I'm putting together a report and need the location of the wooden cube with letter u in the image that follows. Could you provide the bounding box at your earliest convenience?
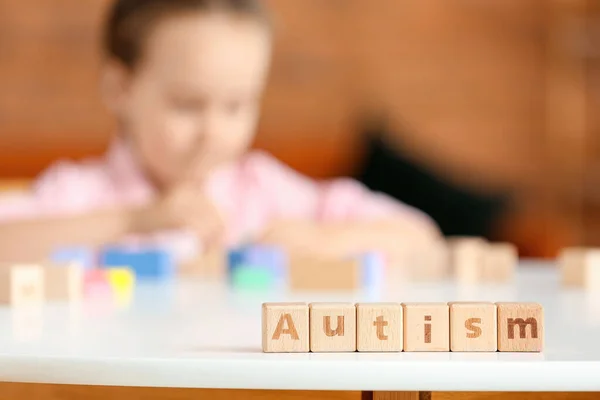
[309,303,356,352]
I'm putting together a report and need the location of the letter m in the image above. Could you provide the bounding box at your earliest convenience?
[507,318,538,339]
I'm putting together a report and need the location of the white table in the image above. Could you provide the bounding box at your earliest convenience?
[0,260,599,400]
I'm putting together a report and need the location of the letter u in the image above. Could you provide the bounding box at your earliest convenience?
[324,315,344,336]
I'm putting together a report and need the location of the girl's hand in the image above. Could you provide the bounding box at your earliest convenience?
[258,217,442,263]
[156,181,225,247]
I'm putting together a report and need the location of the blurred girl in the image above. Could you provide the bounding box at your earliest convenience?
[0,0,440,262]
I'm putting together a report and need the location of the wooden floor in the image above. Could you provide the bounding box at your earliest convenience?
[0,384,598,400]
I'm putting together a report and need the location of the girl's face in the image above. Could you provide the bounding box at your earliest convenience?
[104,12,271,187]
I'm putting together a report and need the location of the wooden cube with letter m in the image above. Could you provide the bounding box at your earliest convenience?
[496,302,543,352]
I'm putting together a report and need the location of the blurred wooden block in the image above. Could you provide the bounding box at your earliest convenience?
[482,243,517,282]
[585,250,600,291]
[309,303,356,352]
[289,254,360,290]
[44,264,83,302]
[357,303,403,352]
[406,240,450,282]
[402,303,449,351]
[449,302,497,352]
[558,247,600,288]
[449,237,488,284]
[178,247,225,280]
[0,265,44,306]
[496,302,543,352]
[262,303,309,353]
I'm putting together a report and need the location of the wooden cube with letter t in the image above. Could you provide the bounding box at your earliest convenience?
[496,302,543,352]
[262,303,309,352]
[356,303,403,352]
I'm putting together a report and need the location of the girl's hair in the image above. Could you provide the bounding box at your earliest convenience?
[104,0,269,68]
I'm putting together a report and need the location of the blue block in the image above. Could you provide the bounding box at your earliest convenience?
[100,246,175,280]
[360,252,386,289]
[227,245,287,285]
[51,247,95,269]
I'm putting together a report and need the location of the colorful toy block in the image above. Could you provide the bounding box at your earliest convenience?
[227,245,287,289]
[50,247,95,270]
[83,269,111,297]
[107,268,135,307]
[99,246,175,280]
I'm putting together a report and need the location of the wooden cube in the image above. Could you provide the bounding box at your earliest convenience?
[449,302,497,352]
[0,265,44,306]
[179,246,226,279]
[262,303,309,352]
[44,264,83,302]
[402,303,449,351]
[585,250,600,291]
[356,303,403,352]
[406,240,450,282]
[496,302,543,352]
[289,255,361,291]
[482,243,517,283]
[449,237,488,284]
[309,303,356,352]
[559,247,600,289]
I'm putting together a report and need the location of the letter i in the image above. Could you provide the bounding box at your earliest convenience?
[424,315,431,343]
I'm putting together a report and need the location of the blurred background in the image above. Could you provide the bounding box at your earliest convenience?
[0,0,598,259]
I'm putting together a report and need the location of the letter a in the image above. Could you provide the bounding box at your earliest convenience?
[465,318,482,338]
[324,316,345,336]
[272,313,299,340]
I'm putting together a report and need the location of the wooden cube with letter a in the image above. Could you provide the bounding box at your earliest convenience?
[357,303,403,352]
[496,302,543,352]
[262,303,309,352]
[449,302,497,352]
[402,303,449,351]
[309,303,356,352]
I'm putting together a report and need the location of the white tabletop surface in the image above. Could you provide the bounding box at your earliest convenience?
[0,260,599,392]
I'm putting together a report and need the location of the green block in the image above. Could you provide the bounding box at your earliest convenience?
[231,265,274,290]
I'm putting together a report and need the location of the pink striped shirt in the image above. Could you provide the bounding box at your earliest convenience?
[0,139,434,251]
